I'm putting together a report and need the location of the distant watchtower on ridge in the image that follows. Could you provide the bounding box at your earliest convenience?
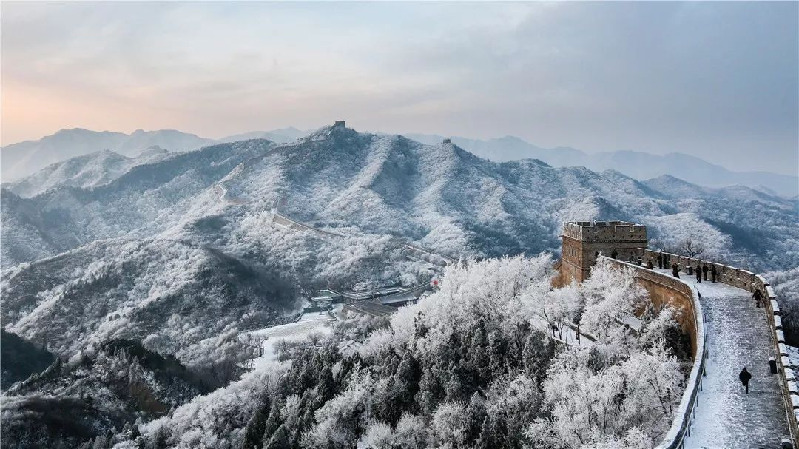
[560,221,647,283]
[334,120,346,128]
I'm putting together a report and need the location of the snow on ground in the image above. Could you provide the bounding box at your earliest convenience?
[649,269,791,448]
[247,309,337,370]
[542,321,594,348]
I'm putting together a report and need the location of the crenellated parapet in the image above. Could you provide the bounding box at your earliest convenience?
[641,249,799,447]
[561,221,797,447]
[560,221,648,284]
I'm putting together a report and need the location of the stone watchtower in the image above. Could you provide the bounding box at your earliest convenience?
[560,221,648,283]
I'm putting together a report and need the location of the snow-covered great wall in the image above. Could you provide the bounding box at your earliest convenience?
[606,251,796,448]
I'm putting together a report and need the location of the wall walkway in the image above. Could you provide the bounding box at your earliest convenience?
[605,258,705,448]
[664,269,789,448]
[605,256,794,448]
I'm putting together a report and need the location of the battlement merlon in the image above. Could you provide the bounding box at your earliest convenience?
[561,221,647,243]
[560,221,648,284]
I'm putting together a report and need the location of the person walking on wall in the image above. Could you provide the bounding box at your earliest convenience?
[657,253,663,269]
[711,265,717,283]
[647,259,654,269]
[672,263,680,278]
[753,288,763,308]
[703,264,709,281]
[688,264,693,275]
[611,249,618,259]
[739,367,752,394]
[696,265,702,283]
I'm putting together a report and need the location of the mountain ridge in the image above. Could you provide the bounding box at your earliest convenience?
[4,125,796,270]
[405,132,798,197]
[5,126,796,197]
[1,128,216,182]
[1,124,797,448]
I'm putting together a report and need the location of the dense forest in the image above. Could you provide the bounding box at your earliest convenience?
[99,256,690,449]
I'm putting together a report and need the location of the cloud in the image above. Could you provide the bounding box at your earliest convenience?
[1,2,796,174]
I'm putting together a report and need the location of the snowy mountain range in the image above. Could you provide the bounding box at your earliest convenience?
[4,124,797,270]
[3,147,172,198]
[0,127,307,182]
[3,124,797,366]
[4,126,796,199]
[2,123,797,448]
[406,133,799,198]
[1,129,215,182]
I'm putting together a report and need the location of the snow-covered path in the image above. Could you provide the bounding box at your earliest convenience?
[661,270,791,448]
[247,311,335,370]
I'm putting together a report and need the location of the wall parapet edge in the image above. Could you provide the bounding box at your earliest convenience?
[640,250,798,447]
[602,257,706,449]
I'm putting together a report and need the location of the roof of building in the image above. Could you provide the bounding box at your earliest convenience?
[567,220,642,227]
[343,301,397,317]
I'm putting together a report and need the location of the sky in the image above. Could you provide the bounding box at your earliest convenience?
[2,1,797,175]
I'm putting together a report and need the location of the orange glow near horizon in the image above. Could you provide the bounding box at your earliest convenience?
[1,79,187,145]
[1,2,795,175]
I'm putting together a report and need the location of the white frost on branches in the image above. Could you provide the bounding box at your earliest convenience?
[646,213,732,259]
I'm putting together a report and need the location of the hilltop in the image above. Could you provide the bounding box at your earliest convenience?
[5,126,796,198]
[2,123,797,367]
[1,123,797,448]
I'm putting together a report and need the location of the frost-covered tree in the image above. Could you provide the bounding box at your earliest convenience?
[112,255,688,449]
[580,259,647,345]
[768,267,799,345]
[528,261,686,448]
[646,213,732,260]
[304,368,372,448]
[536,341,681,447]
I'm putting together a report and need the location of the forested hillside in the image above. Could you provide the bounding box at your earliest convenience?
[4,125,797,272]
[2,124,795,449]
[99,256,689,449]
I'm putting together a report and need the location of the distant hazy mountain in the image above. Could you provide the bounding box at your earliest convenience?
[1,127,314,182]
[1,128,215,182]
[218,126,308,144]
[9,126,793,197]
[2,147,171,198]
[405,133,799,198]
